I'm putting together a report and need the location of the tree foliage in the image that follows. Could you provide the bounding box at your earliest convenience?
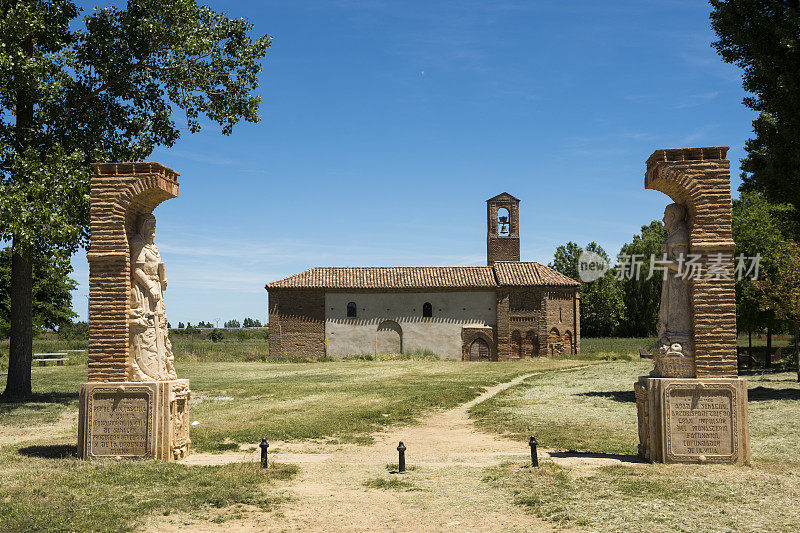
[753,239,800,379]
[616,221,667,337]
[550,241,625,337]
[0,247,76,337]
[1,0,270,397]
[731,191,796,335]
[710,0,800,223]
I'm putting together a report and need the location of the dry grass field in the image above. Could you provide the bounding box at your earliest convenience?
[0,355,798,531]
[472,361,800,532]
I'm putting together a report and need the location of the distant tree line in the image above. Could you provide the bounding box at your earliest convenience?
[172,317,263,330]
[550,191,799,365]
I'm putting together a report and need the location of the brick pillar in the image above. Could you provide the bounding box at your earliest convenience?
[644,147,737,378]
[87,163,179,382]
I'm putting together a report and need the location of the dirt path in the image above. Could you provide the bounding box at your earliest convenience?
[151,371,604,532]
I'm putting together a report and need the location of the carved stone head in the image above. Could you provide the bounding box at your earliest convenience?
[137,213,156,240]
[662,203,686,232]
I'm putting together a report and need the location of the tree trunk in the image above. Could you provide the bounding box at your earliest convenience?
[748,330,752,369]
[765,321,772,369]
[3,37,35,399]
[3,242,33,398]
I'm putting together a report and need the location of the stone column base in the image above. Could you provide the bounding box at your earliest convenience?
[78,379,191,461]
[635,377,749,465]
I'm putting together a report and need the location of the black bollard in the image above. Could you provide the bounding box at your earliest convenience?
[529,436,539,468]
[259,438,269,469]
[397,441,406,473]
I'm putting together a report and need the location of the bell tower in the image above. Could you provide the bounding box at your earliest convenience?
[487,193,520,265]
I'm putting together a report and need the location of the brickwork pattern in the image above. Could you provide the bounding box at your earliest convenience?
[461,327,496,361]
[495,286,579,359]
[645,147,737,378]
[87,162,179,382]
[268,289,326,359]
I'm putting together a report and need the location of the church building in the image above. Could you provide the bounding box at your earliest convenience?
[266,193,580,360]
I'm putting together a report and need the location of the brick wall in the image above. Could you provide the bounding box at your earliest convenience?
[645,147,737,378]
[268,289,326,359]
[87,163,179,382]
[541,287,579,356]
[495,286,578,359]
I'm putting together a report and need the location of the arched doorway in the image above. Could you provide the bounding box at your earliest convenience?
[376,320,402,354]
[511,330,522,358]
[563,330,573,355]
[469,338,490,361]
[548,327,560,356]
[525,330,537,357]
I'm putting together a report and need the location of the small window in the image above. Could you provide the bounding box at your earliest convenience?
[347,302,357,318]
[422,302,432,318]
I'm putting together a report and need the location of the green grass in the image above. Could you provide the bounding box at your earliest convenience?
[0,358,584,445]
[185,359,583,451]
[474,361,800,532]
[471,360,649,454]
[0,365,85,427]
[0,447,296,533]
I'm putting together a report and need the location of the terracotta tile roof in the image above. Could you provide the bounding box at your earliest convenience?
[493,261,580,287]
[265,266,497,290]
[266,262,579,290]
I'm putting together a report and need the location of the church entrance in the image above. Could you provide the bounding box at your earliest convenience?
[469,338,490,361]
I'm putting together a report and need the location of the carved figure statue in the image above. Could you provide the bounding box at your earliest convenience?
[653,203,694,377]
[129,213,177,381]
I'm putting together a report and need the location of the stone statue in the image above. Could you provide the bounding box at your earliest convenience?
[129,213,177,381]
[653,203,694,377]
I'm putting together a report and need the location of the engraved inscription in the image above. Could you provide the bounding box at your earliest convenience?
[667,388,734,457]
[90,392,151,456]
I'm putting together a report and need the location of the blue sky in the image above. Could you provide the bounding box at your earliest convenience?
[68,0,754,325]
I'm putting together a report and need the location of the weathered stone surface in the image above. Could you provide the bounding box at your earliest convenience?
[79,162,190,461]
[78,380,190,460]
[635,376,749,465]
[645,148,736,378]
[636,147,750,465]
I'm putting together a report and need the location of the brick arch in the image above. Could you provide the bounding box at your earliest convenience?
[644,147,737,378]
[547,327,561,357]
[87,163,180,382]
[525,330,537,358]
[563,330,573,355]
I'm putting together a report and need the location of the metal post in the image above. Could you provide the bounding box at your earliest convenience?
[397,441,406,473]
[529,436,538,468]
[259,438,269,469]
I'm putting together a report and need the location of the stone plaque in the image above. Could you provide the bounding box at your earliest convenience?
[664,383,737,462]
[87,388,153,457]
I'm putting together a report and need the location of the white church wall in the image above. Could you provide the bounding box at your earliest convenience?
[324,291,496,359]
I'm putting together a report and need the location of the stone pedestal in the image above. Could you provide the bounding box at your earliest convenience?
[78,379,191,460]
[635,377,749,465]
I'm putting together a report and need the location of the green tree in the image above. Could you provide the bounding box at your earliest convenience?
[616,220,667,337]
[550,241,625,337]
[224,319,240,328]
[0,247,76,338]
[1,0,270,398]
[550,241,581,281]
[754,239,800,380]
[732,191,796,365]
[710,1,800,224]
[57,320,87,340]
